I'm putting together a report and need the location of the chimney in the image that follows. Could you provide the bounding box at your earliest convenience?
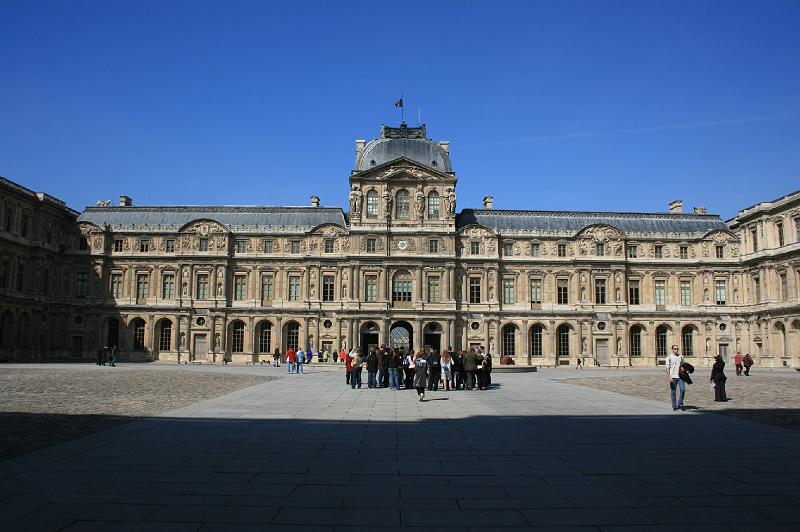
[439,141,449,153]
[310,195,320,208]
[119,195,133,207]
[693,206,707,215]
[355,139,365,166]
[668,200,683,214]
[483,195,494,209]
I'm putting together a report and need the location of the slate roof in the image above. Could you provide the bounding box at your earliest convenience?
[457,209,731,239]
[356,124,452,172]
[77,206,347,233]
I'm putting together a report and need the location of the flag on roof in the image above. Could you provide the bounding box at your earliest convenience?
[394,98,403,108]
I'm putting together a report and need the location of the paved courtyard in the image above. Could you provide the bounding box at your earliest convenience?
[1,363,799,531]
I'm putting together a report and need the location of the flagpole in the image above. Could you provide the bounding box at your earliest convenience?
[401,92,404,124]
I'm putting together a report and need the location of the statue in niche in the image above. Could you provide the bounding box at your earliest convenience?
[582,337,587,353]
[414,185,425,220]
[350,185,363,217]
[215,333,221,349]
[445,188,456,218]
[488,287,495,302]
[382,190,392,219]
[580,287,586,301]
[615,287,621,301]
[617,337,622,353]
[180,332,186,347]
[182,282,188,296]
[217,283,223,296]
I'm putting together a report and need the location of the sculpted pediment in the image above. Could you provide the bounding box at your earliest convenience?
[577,224,625,241]
[356,157,454,183]
[458,224,496,238]
[309,223,347,236]
[179,219,229,235]
[703,229,738,243]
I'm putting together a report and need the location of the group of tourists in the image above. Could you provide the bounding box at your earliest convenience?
[664,345,755,409]
[342,345,493,400]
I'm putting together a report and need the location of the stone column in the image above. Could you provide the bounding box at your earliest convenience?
[414,319,423,352]
[520,321,529,365]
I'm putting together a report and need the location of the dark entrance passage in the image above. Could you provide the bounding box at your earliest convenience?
[423,322,442,353]
[360,321,380,352]
[389,321,413,353]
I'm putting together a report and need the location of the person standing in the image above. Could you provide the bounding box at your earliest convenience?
[273,347,281,368]
[710,354,728,402]
[286,348,296,374]
[734,352,743,376]
[427,349,441,391]
[376,348,385,388]
[441,350,454,391]
[350,349,363,389]
[345,348,353,385]
[366,349,378,388]
[109,345,117,367]
[388,348,401,390]
[743,353,753,376]
[463,348,478,390]
[404,349,415,390]
[665,344,685,411]
[413,351,428,401]
[484,353,492,387]
[296,348,305,374]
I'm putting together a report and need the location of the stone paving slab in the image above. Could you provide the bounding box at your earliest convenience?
[1,365,799,530]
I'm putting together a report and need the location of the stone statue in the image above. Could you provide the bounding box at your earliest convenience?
[182,282,188,296]
[414,185,425,220]
[382,190,392,219]
[349,185,363,217]
[582,337,587,353]
[445,188,456,218]
[488,287,494,301]
[617,338,622,353]
[215,333,221,348]
[180,332,186,346]
[217,283,223,296]
[615,287,621,301]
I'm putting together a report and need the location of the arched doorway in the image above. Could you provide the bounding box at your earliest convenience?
[423,322,442,353]
[390,321,412,353]
[502,323,517,360]
[131,318,146,352]
[772,322,787,358]
[360,321,380,352]
[656,324,669,362]
[681,325,696,357]
[155,319,172,360]
[629,325,643,358]
[556,324,571,363]
[257,321,272,355]
[529,323,544,359]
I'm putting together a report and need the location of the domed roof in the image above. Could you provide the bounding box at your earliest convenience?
[356,124,452,172]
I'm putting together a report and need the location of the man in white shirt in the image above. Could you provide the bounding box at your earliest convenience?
[664,344,685,410]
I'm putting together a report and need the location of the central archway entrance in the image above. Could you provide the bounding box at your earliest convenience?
[423,322,442,353]
[360,321,380,352]
[390,321,413,353]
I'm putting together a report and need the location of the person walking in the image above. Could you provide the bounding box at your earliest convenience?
[413,351,428,401]
[296,348,305,374]
[427,349,441,391]
[734,352,743,376]
[665,344,686,410]
[109,345,117,367]
[286,348,296,374]
[743,353,753,376]
[366,349,378,388]
[350,349,363,389]
[710,353,728,402]
[273,347,281,368]
[463,348,478,390]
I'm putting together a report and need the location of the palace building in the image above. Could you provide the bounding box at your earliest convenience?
[1,123,799,367]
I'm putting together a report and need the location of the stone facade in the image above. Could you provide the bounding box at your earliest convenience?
[1,124,798,367]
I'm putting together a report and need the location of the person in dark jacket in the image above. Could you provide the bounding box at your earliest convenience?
[427,349,441,391]
[484,353,492,387]
[366,350,379,388]
[710,354,728,402]
[453,351,465,390]
[413,351,428,401]
[463,349,478,390]
[742,353,754,376]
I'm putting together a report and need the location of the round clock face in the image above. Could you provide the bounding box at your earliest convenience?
[397,240,408,250]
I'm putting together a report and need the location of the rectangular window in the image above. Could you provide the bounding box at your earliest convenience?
[236,240,247,254]
[715,280,726,305]
[428,276,441,303]
[196,274,209,299]
[366,238,376,252]
[75,272,88,297]
[557,243,567,257]
[503,242,513,256]
[680,280,692,306]
[393,279,412,302]
[655,279,666,306]
[139,239,150,253]
[111,274,123,298]
[530,278,542,304]
[777,222,784,247]
[428,194,440,219]
[502,278,515,304]
[261,275,274,305]
[322,275,335,301]
[429,239,439,253]
[715,245,724,259]
[679,246,688,259]
[627,245,637,258]
[557,278,569,305]
[199,238,208,251]
[366,193,379,218]
[751,228,758,251]
[596,243,605,256]
[263,240,273,253]
[162,274,174,299]
[628,280,640,305]
[780,273,788,301]
[595,278,606,304]
[290,240,300,254]
[234,275,247,301]
[288,275,301,301]
[324,239,334,253]
[654,245,663,258]
[530,243,540,257]
[165,239,175,253]
[471,241,480,255]
[113,239,124,252]
[469,277,481,303]
[136,274,149,302]
[365,275,377,302]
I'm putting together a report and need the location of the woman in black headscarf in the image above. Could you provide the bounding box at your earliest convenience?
[710,354,728,402]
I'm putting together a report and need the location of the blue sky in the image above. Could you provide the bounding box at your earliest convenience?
[1,0,798,219]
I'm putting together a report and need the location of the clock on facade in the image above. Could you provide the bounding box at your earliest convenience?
[397,239,408,250]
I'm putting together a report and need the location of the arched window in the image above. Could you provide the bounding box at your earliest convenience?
[630,325,642,357]
[108,318,119,350]
[258,321,272,353]
[231,321,245,353]
[681,326,694,357]
[656,325,668,358]
[530,324,543,357]
[366,190,379,218]
[427,191,440,219]
[556,324,570,358]
[392,270,413,305]
[159,320,172,351]
[286,321,300,351]
[502,324,516,358]
[396,190,410,219]
[132,318,146,350]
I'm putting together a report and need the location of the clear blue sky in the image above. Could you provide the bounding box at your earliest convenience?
[1,0,798,219]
